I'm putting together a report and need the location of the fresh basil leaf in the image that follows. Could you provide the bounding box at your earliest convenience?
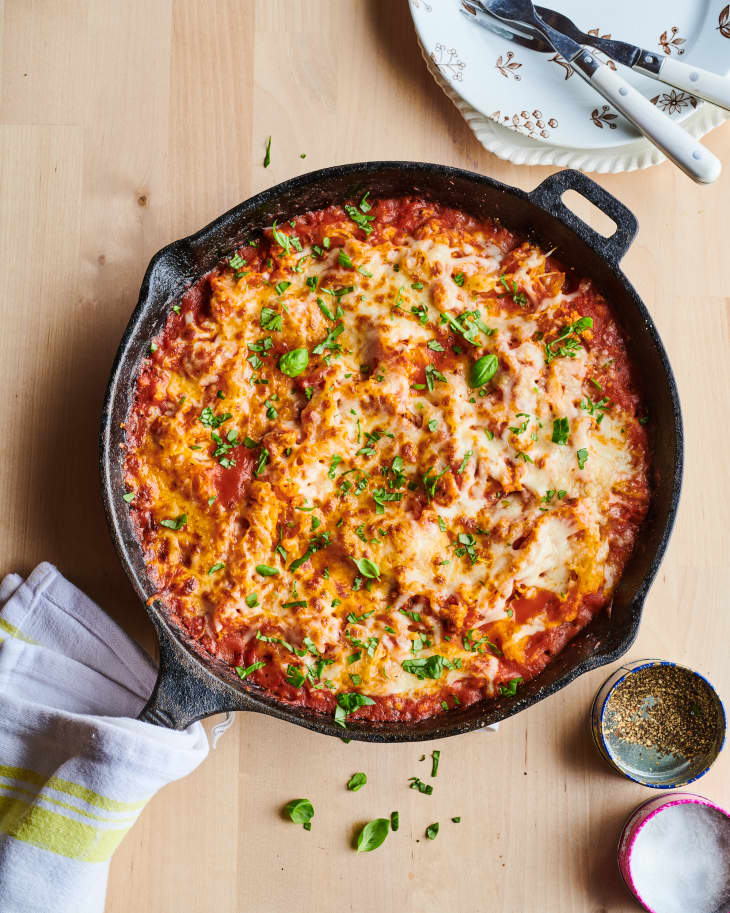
[235,660,266,679]
[278,347,309,377]
[284,798,314,825]
[499,676,523,696]
[160,514,187,530]
[468,354,498,389]
[356,818,389,853]
[346,772,367,792]
[551,417,569,445]
[351,557,380,579]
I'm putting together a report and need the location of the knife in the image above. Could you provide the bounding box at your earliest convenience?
[471,0,721,184]
[536,5,730,112]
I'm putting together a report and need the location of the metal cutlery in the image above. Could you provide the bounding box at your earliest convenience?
[536,6,730,112]
[462,0,722,183]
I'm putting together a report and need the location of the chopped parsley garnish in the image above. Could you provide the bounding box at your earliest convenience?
[122,492,135,503]
[344,200,375,236]
[580,395,610,422]
[498,273,528,306]
[399,607,421,623]
[290,532,331,572]
[544,316,593,364]
[334,691,375,728]
[207,562,225,575]
[338,250,354,269]
[260,307,283,331]
[552,417,570,445]
[236,660,266,679]
[423,466,448,501]
[409,776,433,795]
[390,811,399,831]
[577,447,589,470]
[456,450,472,474]
[453,272,465,286]
[463,628,501,656]
[454,532,478,565]
[424,363,447,392]
[499,676,523,696]
[401,655,461,681]
[245,593,259,608]
[255,564,279,577]
[431,750,440,777]
[160,514,187,530]
[263,136,271,168]
[372,488,402,515]
[254,448,269,477]
[427,340,445,352]
[286,665,305,688]
[312,321,344,356]
[274,280,291,296]
[328,454,343,478]
[199,406,232,429]
[411,303,429,325]
[427,419,438,432]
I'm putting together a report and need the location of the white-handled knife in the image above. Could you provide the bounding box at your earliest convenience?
[535,4,730,113]
[466,0,721,184]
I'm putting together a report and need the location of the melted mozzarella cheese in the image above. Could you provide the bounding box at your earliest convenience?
[125,203,649,717]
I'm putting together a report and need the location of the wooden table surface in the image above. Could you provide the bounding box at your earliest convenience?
[1,2,729,911]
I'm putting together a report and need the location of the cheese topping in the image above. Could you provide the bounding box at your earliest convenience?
[124,197,650,725]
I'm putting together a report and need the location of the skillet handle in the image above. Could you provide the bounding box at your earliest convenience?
[139,611,243,729]
[528,170,638,268]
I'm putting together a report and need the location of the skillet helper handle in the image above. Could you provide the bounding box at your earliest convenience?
[572,51,721,185]
[648,57,730,112]
[528,169,638,267]
[139,612,241,729]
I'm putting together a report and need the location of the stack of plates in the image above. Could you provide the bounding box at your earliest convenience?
[409,0,730,172]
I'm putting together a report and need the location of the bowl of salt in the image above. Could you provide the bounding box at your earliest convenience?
[618,793,730,913]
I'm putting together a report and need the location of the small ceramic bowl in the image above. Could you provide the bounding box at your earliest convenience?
[618,793,730,913]
[591,660,726,788]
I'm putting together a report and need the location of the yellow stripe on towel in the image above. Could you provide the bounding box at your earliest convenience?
[0,794,133,863]
[0,766,148,813]
[0,618,37,644]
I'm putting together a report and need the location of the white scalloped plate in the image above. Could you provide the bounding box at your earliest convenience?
[410,0,730,171]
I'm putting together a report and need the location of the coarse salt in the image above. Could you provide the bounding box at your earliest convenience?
[629,802,730,913]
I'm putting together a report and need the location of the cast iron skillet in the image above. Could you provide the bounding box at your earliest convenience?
[100,163,682,741]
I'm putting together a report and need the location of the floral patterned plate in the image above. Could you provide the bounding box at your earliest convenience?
[409,0,730,171]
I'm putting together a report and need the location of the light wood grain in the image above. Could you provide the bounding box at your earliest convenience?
[1,2,728,912]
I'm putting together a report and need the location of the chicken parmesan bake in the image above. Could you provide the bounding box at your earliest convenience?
[124,195,650,726]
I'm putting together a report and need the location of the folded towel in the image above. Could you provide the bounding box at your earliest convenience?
[0,563,209,913]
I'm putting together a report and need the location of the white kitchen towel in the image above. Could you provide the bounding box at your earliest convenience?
[0,562,209,913]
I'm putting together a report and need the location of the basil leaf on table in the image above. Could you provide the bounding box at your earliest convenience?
[356,817,389,852]
[346,772,367,792]
[284,798,314,827]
